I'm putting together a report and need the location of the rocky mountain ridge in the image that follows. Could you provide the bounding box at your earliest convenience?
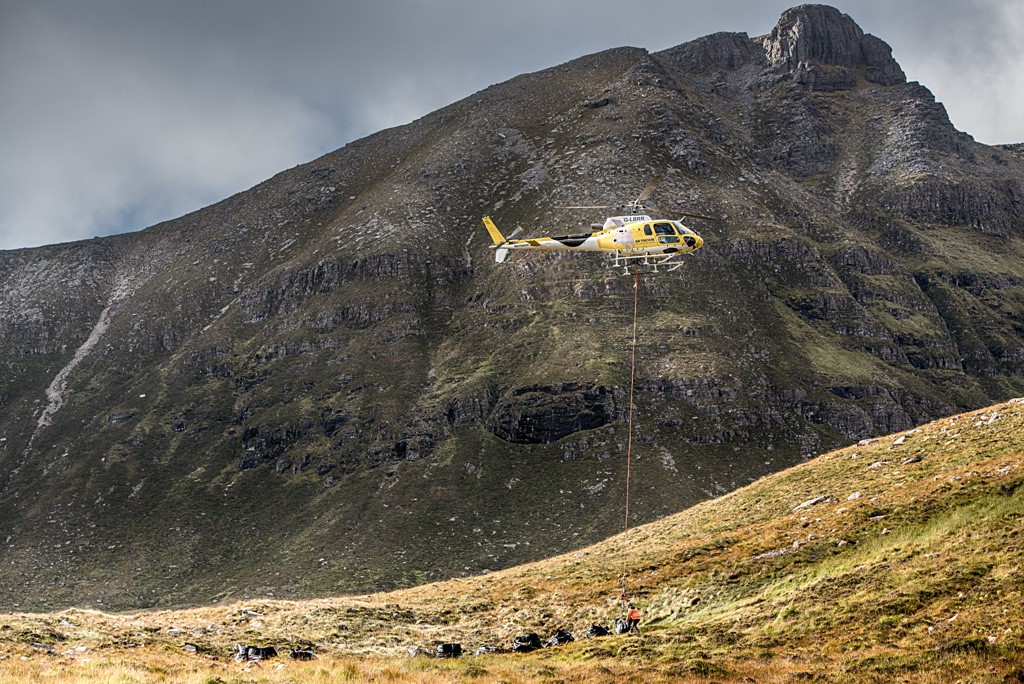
[1,4,1022,610]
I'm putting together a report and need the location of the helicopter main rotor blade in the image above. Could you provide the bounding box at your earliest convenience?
[650,206,718,221]
[634,176,662,205]
[549,205,616,210]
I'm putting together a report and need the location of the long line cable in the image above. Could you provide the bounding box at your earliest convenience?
[621,265,640,600]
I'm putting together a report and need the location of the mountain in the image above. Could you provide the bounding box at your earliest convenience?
[4,398,1023,682]
[1,4,1023,611]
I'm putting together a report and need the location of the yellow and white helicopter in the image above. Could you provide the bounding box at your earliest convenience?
[483,177,711,273]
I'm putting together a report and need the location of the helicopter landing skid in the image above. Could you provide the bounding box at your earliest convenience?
[607,252,685,275]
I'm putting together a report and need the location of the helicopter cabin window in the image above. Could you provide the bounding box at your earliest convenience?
[644,225,653,236]
[654,223,680,244]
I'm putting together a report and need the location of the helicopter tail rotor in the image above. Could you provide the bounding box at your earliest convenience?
[482,217,525,263]
[494,226,524,263]
[499,226,524,246]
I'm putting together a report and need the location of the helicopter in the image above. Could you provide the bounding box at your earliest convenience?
[482,176,711,273]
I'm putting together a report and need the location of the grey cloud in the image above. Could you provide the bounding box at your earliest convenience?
[0,1,334,250]
[841,0,1024,144]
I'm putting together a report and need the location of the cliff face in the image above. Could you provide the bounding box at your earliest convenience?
[1,4,1022,610]
[762,4,906,86]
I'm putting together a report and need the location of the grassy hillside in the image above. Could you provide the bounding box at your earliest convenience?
[2,398,1022,682]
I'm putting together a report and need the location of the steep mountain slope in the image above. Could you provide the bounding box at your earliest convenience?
[3,398,1023,682]
[1,4,1023,610]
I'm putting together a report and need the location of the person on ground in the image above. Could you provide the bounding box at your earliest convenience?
[626,603,641,634]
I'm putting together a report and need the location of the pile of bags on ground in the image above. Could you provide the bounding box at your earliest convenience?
[410,622,620,659]
[232,644,316,661]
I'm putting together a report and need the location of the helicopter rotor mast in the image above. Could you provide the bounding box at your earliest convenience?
[629,175,661,213]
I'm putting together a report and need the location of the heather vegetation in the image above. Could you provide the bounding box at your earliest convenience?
[2,399,1022,682]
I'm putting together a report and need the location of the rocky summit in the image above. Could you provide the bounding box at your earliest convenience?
[1,4,1022,610]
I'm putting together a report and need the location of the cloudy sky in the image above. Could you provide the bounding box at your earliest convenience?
[2,0,1021,251]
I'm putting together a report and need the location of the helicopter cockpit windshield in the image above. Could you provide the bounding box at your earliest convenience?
[673,221,695,235]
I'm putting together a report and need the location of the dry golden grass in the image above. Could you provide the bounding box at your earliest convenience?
[3,400,1024,682]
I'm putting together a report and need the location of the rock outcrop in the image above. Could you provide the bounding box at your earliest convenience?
[762,4,906,87]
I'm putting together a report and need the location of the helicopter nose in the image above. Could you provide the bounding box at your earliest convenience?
[692,235,704,250]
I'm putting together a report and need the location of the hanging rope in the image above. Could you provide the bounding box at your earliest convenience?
[620,264,640,605]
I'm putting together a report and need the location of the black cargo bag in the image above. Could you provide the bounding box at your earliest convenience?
[614,618,629,634]
[587,624,611,638]
[437,643,462,658]
[545,629,575,647]
[512,633,542,653]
